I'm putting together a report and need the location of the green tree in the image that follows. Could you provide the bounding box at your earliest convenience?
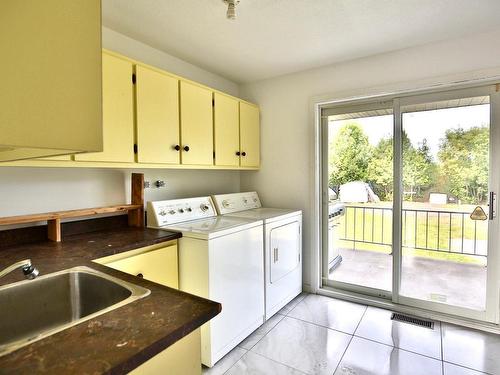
[403,138,436,201]
[367,133,436,201]
[438,126,489,204]
[367,137,393,200]
[329,123,371,188]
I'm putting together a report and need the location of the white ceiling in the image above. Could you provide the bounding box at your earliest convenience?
[102,0,500,83]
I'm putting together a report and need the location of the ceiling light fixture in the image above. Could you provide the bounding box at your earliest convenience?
[223,0,240,20]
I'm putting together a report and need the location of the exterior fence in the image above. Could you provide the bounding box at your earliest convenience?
[340,205,487,257]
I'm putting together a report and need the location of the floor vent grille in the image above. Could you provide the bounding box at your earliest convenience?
[391,313,434,329]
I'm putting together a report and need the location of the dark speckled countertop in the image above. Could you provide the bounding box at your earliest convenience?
[0,225,221,375]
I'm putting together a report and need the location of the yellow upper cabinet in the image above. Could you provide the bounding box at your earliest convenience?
[2,45,260,170]
[136,66,180,164]
[239,102,260,168]
[75,53,135,163]
[180,82,214,166]
[39,155,72,161]
[214,93,240,167]
[0,0,102,161]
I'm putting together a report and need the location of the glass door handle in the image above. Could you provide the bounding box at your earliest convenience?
[489,191,497,220]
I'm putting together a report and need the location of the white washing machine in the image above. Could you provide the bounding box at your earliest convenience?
[212,192,302,320]
[147,196,264,367]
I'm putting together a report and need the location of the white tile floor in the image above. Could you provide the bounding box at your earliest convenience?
[203,293,500,375]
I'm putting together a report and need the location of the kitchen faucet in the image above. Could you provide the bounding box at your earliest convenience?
[0,259,39,280]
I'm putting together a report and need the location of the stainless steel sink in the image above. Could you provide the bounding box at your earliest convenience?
[0,266,150,356]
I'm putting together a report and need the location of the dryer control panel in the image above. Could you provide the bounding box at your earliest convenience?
[147,196,216,227]
[212,192,262,215]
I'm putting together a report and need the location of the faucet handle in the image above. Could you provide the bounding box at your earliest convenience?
[22,264,39,279]
[0,259,39,280]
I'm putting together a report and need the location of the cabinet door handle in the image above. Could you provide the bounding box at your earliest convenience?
[183,145,190,152]
[136,273,144,278]
[173,145,180,151]
[241,151,247,156]
[236,151,241,156]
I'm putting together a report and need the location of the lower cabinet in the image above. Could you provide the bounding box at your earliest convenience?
[94,241,202,374]
[129,328,201,375]
[94,242,179,289]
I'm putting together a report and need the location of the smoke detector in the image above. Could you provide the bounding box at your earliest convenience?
[223,0,240,20]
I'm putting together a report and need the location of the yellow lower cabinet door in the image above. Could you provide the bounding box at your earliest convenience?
[130,328,201,375]
[214,93,240,167]
[136,65,180,164]
[75,53,135,163]
[103,245,178,289]
[180,81,213,166]
[239,102,260,168]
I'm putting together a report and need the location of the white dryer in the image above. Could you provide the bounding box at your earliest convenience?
[212,192,302,320]
[147,196,264,367]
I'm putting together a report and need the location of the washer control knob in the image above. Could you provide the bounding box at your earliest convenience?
[186,207,192,212]
[200,204,210,212]
[222,200,230,208]
[169,210,176,215]
[178,208,184,213]
[159,211,166,216]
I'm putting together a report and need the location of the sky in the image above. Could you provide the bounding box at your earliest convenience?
[328,103,490,160]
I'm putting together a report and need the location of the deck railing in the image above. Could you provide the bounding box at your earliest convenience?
[339,205,487,257]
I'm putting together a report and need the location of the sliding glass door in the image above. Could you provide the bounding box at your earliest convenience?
[322,101,394,298]
[396,86,499,321]
[321,85,500,322]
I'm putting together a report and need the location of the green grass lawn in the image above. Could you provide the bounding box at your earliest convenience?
[336,202,488,265]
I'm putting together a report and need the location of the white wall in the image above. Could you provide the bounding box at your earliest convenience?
[0,28,241,219]
[0,167,240,217]
[239,28,500,290]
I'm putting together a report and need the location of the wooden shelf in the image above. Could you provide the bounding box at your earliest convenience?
[0,173,145,242]
[0,204,143,226]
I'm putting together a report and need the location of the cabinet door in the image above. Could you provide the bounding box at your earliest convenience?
[0,0,102,161]
[75,53,135,163]
[214,93,239,167]
[130,329,201,375]
[180,81,213,165]
[239,102,260,168]
[104,245,179,289]
[136,65,180,164]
